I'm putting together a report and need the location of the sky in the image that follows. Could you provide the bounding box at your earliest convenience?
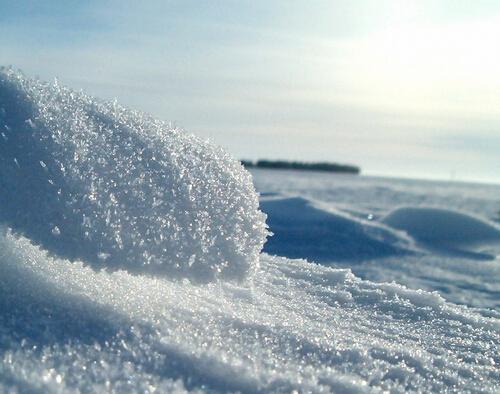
[1,0,500,184]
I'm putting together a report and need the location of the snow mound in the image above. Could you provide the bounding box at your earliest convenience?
[382,207,500,246]
[261,196,412,262]
[0,68,267,282]
[0,228,498,393]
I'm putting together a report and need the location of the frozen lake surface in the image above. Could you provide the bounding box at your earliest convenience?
[1,69,499,393]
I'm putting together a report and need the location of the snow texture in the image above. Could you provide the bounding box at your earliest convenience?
[0,228,498,393]
[0,68,267,282]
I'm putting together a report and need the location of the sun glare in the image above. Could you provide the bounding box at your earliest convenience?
[347,15,500,116]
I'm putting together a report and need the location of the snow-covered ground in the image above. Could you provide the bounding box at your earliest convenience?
[253,169,500,314]
[0,69,499,392]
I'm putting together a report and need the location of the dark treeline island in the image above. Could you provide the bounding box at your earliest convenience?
[241,160,360,174]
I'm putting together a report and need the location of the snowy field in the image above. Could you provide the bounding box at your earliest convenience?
[0,69,499,393]
[253,169,500,315]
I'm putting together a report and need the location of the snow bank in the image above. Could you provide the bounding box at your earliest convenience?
[0,68,267,282]
[382,207,500,246]
[0,228,498,393]
[261,196,412,262]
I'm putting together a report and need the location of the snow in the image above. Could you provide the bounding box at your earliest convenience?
[253,169,500,313]
[0,70,499,392]
[0,68,267,282]
[382,206,500,247]
[1,228,498,393]
[261,195,414,262]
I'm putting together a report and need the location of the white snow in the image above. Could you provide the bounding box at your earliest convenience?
[0,69,499,393]
[253,169,500,312]
[382,206,500,246]
[0,228,498,393]
[0,68,267,282]
[260,195,414,262]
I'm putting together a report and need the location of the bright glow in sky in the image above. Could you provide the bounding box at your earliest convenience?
[1,0,499,183]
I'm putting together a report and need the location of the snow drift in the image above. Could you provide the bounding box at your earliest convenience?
[260,195,413,262]
[252,171,500,312]
[0,68,267,282]
[1,228,498,393]
[382,207,500,260]
[382,206,500,245]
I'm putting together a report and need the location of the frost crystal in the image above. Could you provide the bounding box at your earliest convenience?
[0,68,267,282]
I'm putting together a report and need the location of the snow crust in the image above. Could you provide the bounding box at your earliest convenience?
[1,228,498,393]
[0,68,267,282]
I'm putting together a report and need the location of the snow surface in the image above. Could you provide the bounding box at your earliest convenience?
[253,169,500,313]
[0,70,499,392]
[382,206,500,247]
[0,68,267,282]
[1,228,499,393]
[260,195,414,262]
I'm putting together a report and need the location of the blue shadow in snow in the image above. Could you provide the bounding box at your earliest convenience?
[261,197,410,263]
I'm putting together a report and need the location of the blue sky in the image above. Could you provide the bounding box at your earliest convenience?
[2,0,500,183]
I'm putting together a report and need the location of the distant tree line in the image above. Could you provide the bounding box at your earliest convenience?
[240,159,360,174]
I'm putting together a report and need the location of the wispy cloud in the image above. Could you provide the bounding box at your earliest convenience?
[1,0,499,183]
